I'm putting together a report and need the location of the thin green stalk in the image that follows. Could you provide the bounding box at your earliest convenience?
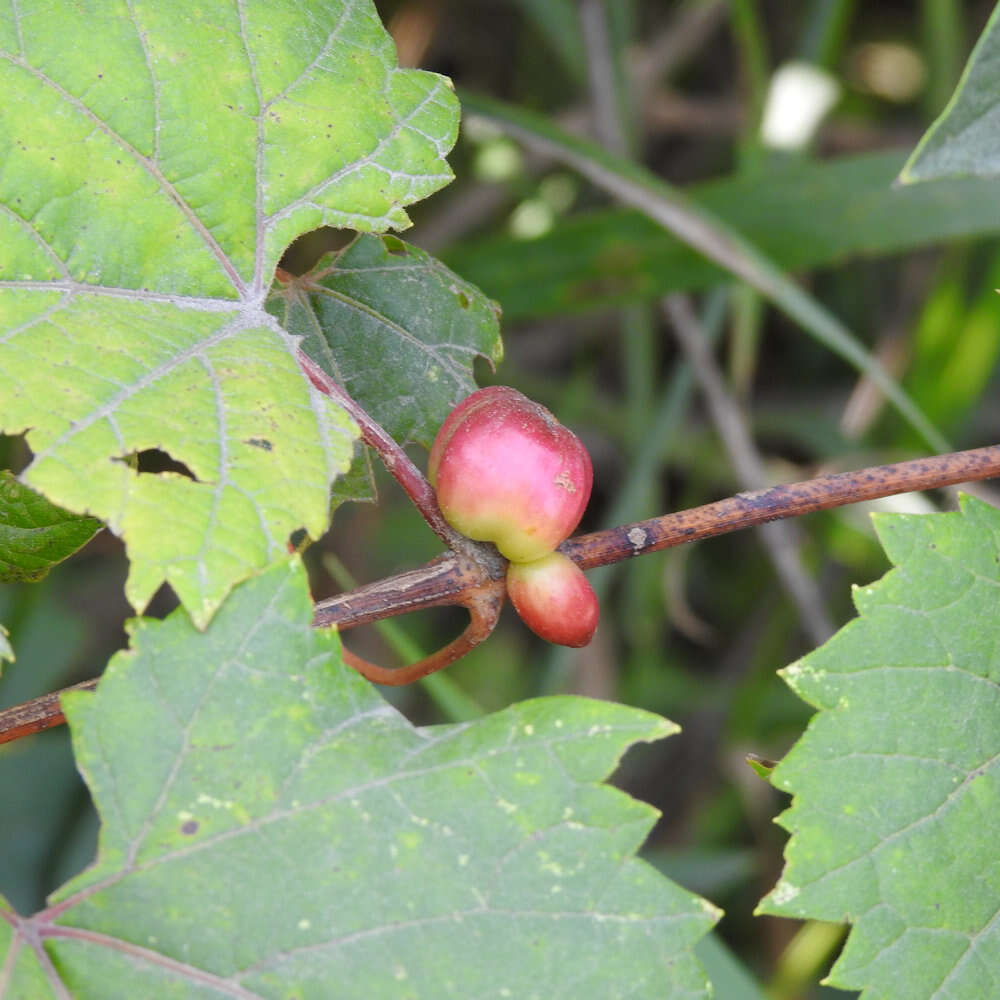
[728,283,763,399]
[578,0,660,465]
[579,0,638,156]
[623,304,658,446]
[921,0,964,116]
[798,0,857,69]
[728,0,770,166]
[766,920,847,999]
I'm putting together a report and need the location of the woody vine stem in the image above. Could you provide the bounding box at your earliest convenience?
[2,363,999,744]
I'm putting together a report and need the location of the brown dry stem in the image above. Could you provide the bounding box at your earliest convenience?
[2,444,999,744]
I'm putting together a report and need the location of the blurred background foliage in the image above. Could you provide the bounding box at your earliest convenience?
[3,2,999,997]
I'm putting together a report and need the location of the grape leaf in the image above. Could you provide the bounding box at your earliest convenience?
[327,438,378,511]
[0,560,719,998]
[0,471,102,584]
[901,2,1000,183]
[759,496,1000,999]
[0,1,459,625]
[269,233,503,449]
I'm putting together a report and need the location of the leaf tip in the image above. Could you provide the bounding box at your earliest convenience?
[778,657,811,686]
[745,752,778,779]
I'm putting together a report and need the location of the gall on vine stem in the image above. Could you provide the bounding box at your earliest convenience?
[295,352,506,685]
[1,445,999,742]
[312,444,1000,648]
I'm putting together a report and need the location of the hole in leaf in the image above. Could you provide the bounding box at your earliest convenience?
[288,528,310,555]
[278,227,356,275]
[145,580,180,619]
[381,234,409,256]
[0,433,32,475]
[455,289,470,309]
[473,355,497,382]
[115,449,199,482]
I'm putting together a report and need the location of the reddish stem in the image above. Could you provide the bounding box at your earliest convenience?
[296,350,477,555]
[341,574,507,685]
[0,679,97,744]
[2,443,999,742]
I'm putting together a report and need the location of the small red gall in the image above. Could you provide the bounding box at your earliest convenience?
[428,386,592,563]
[506,552,599,647]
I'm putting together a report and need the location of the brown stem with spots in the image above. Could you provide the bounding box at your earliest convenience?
[0,680,98,744]
[560,445,1000,567]
[1,443,998,742]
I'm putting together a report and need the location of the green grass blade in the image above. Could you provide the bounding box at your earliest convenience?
[459,91,949,453]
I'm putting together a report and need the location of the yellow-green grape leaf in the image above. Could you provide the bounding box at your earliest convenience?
[760,496,1000,999]
[0,561,719,998]
[0,1,459,625]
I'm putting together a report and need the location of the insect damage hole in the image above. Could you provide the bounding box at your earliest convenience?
[113,448,200,482]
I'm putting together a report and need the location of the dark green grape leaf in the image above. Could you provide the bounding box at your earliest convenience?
[0,561,718,998]
[0,471,101,584]
[760,496,1000,999]
[0,2,458,626]
[901,3,1000,182]
[448,150,1000,321]
[327,440,377,514]
[269,233,503,451]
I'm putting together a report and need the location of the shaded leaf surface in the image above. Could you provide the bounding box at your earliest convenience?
[449,150,1000,321]
[0,561,718,998]
[270,233,503,450]
[901,3,1000,182]
[761,497,1000,999]
[0,472,101,584]
[0,1,459,624]
[326,438,378,511]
